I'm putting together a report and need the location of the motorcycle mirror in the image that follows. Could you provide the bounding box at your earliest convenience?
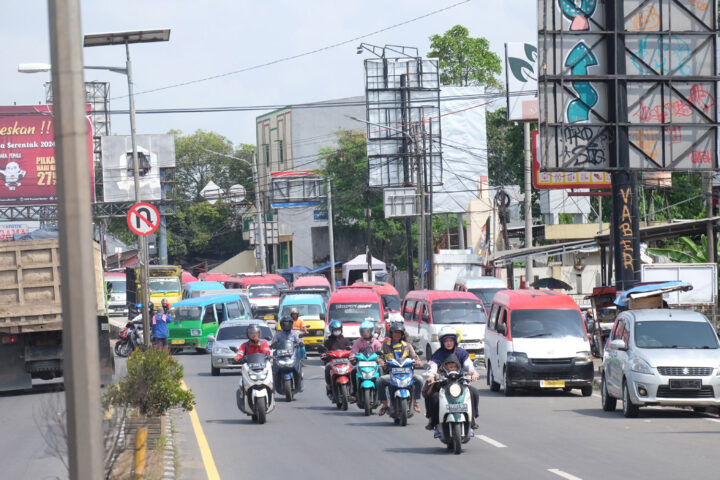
[207,335,215,343]
[228,346,238,353]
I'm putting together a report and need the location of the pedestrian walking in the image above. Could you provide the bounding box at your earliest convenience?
[152,306,171,351]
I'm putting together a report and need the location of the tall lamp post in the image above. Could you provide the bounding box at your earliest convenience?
[83,29,170,346]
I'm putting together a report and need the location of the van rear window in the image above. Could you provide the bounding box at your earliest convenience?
[431,300,486,325]
[468,288,503,305]
[329,302,381,324]
[381,294,401,312]
[510,309,584,338]
[170,306,202,321]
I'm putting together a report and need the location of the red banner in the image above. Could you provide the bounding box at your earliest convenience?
[0,105,94,205]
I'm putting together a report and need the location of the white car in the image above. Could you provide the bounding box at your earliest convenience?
[601,308,720,417]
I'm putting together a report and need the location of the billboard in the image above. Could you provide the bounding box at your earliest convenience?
[532,130,611,189]
[505,42,539,121]
[0,105,94,205]
[270,170,323,208]
[641,263,717,305]
[538,0,718,171]
[101,134,175,203]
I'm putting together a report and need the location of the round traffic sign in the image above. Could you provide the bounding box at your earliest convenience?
[127,202,160,236]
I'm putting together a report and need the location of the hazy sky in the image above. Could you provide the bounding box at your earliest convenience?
[3,0,536,147]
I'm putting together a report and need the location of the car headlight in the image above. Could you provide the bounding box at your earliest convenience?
[448,383,462,398]
[507,352,529,364]
[213,346,232,355]
[631,357,654,375]
[574,351,593,365]
[190,329,201,336]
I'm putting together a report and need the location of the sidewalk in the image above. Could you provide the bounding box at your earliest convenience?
[170,408,208,480]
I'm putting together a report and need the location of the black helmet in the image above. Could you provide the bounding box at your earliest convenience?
[279,316,293,332]
[247,324,261,337]
[389,322,406,340]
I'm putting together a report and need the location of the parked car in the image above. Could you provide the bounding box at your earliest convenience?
[207,320,274,376]
[485,289,594,396]
[601,307,720,417]
[403,290,487,363]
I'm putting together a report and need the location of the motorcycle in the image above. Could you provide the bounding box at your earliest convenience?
[115,320,143,357]
[436,371,474,454]
[319,346,352,410]
[230,350,275,424]
[273,339,303,402]
[384,357,421,426]
[353,349,380,416]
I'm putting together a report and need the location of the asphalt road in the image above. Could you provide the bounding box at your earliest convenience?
[178,352,720,480]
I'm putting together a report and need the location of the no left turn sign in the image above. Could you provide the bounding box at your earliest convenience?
[127,202,160,236]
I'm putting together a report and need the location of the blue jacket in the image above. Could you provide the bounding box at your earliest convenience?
[151,313,170,339]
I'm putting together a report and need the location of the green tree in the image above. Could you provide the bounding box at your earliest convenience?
[428,25,503,89]
[320,130,409,268]
[486,107,524,187]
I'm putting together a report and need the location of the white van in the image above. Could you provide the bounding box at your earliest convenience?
[485,289,594,397]
[454,275,506,307]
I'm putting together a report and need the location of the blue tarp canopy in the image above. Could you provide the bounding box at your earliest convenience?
[308,261,342,274]
[281,265,311,274]
[614,281,692,307]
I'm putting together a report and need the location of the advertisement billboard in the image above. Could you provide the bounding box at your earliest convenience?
[0,105,94,205]
[532,130,611,189]
[101,134,175,203]
[505,42,539,121]
[641,263,717,305]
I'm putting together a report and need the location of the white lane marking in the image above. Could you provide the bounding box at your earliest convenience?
[477,435,507,448]
[548,469,582,480]
[705,418,720,424]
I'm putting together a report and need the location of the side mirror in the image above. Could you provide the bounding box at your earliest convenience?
[384,311,389,320]
[319,313,326,321]
[609,338,628,351]
[207,335,215,343]
[229,345,238,353]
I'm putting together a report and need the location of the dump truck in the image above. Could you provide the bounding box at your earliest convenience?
[0,237,114,392]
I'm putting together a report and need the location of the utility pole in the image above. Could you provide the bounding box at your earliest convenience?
[48,0,103,477]
[252,149,267,275]
[414,123,426,289]
[400,74,414,290]
[425,118,434,289]
[523,122,533,287]
[327,178,336,289]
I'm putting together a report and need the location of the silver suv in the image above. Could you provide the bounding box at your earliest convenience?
[601,308,720,417]
[208,320,274,376]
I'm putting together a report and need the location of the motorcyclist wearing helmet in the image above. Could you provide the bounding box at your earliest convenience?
[289,307,308,360]
[323,320,351,394]
[377,322,423,416]
[425,326,480,431]
[427,353,468,438]
[161,298,170,313]
[233,324,271,362]
[349,320,383,400]
[271,316,305,391]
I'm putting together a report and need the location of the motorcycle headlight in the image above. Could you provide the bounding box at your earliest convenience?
[631,357,654,375]
[507,352,529,364]
[190,329,201,337]
[249,371,268,381]
[574,351,593,365]
[448,383,462,398]
[278,358,294,367]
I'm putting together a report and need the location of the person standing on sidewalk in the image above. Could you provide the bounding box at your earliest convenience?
[152,306,171,351]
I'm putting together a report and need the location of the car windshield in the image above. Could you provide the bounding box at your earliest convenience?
[510,309,585,338]
[431,300,487,324]
[468,288,503,306]
[381,294,402,312]
[248,284,279,297]
[216,325,273,341]
[149,277,181,293]
[106,280,126,293]
[280,304,322,317]
[169,306,203,321]
[275,281,289,291]
[328,302,381,324]
[635,321,719,349]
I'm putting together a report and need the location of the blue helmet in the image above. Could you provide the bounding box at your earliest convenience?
[329,320,342,331]
[360,320,375,338]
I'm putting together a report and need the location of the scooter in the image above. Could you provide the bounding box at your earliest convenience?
[353,349,380,416]
[436,372,473,454]
[384,357,420,426]
[320,347,352,410]
[273,339,303,402]
[231,350,275,424]
[115,320,143,357]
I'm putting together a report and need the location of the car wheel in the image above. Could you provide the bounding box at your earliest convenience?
[622,380,639,418]
[601,375,616,412]
[503,368,514,397]
[581,385,593,397]
[487,364,500,392]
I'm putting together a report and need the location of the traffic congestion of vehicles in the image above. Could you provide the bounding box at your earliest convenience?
[106,267,720,456]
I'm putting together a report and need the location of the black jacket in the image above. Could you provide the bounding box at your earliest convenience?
[324,334,351,351]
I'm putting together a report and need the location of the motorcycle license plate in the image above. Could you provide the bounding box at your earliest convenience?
[392,367,411,374]
[462,343,481,350]
[358,361,376,368]
[277,349,292,357]
[447,403,468,413]
[334,358,349,364]
[540,380,565,388]
[171,339,185,345]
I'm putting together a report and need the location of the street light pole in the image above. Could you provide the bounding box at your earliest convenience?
[327,178,336,289]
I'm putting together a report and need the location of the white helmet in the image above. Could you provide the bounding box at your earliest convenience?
[438,326,459,345]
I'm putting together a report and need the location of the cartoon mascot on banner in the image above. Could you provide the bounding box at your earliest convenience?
[0,161,27,191]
